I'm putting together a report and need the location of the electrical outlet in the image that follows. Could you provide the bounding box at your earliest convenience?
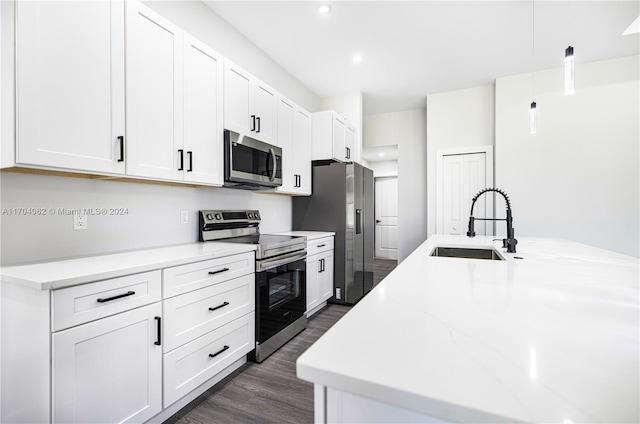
[180,210,189,224]
[73,214,88,230]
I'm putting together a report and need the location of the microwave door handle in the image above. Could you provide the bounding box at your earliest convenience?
[269,148,277,182]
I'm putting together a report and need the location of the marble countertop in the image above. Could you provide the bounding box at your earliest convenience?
[275,230,335,241]
[0,242,256,290]
[297,235,640,423]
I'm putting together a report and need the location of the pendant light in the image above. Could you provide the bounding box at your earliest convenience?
[564,46,574,95]
[530,101,537,134]
[564,1,575,95]
[530,0,537,135]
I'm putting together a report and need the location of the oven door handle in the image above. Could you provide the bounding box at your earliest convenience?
[257,250,307,272]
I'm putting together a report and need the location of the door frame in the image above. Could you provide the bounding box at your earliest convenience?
[436,145,494,235]
[374,176,398,260]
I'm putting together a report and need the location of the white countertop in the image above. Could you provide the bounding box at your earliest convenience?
[297,235,640,423]
[275,231,335,240]
[1,242,256,290]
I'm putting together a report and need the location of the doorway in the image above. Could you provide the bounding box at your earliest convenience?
[374,176,398,260]
[436,146,494,236]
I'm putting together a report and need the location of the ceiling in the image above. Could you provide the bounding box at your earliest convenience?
[205,1,639,116]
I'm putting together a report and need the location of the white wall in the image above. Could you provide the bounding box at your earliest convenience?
[0,172,292,265]
[144,1,320,113]
[426,85,495,237]
[363,109,427,262]
[368,160,398,178]
[495,55,639,257]
[0,1,323,265]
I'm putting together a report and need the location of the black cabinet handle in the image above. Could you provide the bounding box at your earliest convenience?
[251,115,256,131]
[209,301,230,312]
[178,149,184,171]
[97,290,135,303]
[209,267,230,275]
[317,244,326,248]
[319,258,323,273]
[256,117,261,133]
[187,151,193,172]
[355,209,362,234]
[376,220,382,223]
[117,136,124,162]
[154,316,162,346]
[209,345,229,359]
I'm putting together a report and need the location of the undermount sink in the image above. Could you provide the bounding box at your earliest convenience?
[430,246,505,261]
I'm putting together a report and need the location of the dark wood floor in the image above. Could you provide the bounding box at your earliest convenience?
[164,259,397,424]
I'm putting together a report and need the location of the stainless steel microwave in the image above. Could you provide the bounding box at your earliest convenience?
[223,129,283,190]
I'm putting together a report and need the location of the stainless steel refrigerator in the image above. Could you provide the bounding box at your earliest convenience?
[293,161,374,305]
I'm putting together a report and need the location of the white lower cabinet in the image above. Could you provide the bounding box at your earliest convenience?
[306,236,335,317]
[161,252,256,410]
[53,303,163,424]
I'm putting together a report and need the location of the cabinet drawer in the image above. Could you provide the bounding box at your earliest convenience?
[163,251,255,298]
[52,271,162,331]
[163,273,255,352]
[306,236,334,257]
[163,312,255,407]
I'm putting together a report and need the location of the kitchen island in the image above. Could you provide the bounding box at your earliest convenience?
[297,235,639,423]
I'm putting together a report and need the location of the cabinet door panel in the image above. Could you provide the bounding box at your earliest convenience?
[276,96,294,190]
[293,108,312,194]
[16,0,125,174]
[183,34,223,185]
[306,255,321,313]
[224,61,252,135]
[53,303,162,424]
[253,81,277,144]
[126,1,182,180]
[320,253,334,302]
[345,124,356,162]
[333,115,346,162]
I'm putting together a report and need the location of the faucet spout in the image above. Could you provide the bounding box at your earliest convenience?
[466,188,518,253]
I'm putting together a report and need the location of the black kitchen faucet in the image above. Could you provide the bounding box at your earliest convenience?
[466,188,517,253]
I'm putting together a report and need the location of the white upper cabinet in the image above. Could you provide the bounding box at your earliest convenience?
[125,1,183,181]
[15,0,126,174]
[224,60,277,144]
[125,1,223,185]
[276,95,311,195]
[345,124,357,162]
[311,110,348,162]
[182,34,224,185]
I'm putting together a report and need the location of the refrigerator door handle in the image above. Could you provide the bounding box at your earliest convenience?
[355,209,362,234]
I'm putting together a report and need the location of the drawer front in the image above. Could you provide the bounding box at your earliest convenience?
[163,273,255,352]
[306,236,334,257]
[52,271,162,331]
[163,312,255,407]
[163,251,255,298]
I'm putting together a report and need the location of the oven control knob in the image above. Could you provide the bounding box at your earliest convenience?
[248,212,254,219]
[206,213,214,220]
[214,213,222,220]
[254,213,259,220]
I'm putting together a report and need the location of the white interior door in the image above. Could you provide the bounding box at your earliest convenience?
[441,153,487,235]
[374,177,398,260]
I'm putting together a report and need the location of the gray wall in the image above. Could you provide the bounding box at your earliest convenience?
[363,109,427,262]
[0,1,322,265]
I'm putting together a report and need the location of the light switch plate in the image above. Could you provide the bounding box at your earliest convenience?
[73,214,88,230]
[180,210,189,224]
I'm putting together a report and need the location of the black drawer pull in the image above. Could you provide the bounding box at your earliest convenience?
[209,301,230,312]
[317,244,326,248]
[209,345,229,359]
[154,316,162,346]
[97,290,135,303]
[117,136,124,162]
[208,267,230,275]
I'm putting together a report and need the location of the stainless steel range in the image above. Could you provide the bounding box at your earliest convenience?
[199,210,307,363]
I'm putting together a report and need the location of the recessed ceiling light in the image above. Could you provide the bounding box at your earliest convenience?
[352,55,363,63]
[318,4,331,14]
[378,152,385,157]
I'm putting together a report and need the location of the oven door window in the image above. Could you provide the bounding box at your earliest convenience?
[256,258,306,343]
